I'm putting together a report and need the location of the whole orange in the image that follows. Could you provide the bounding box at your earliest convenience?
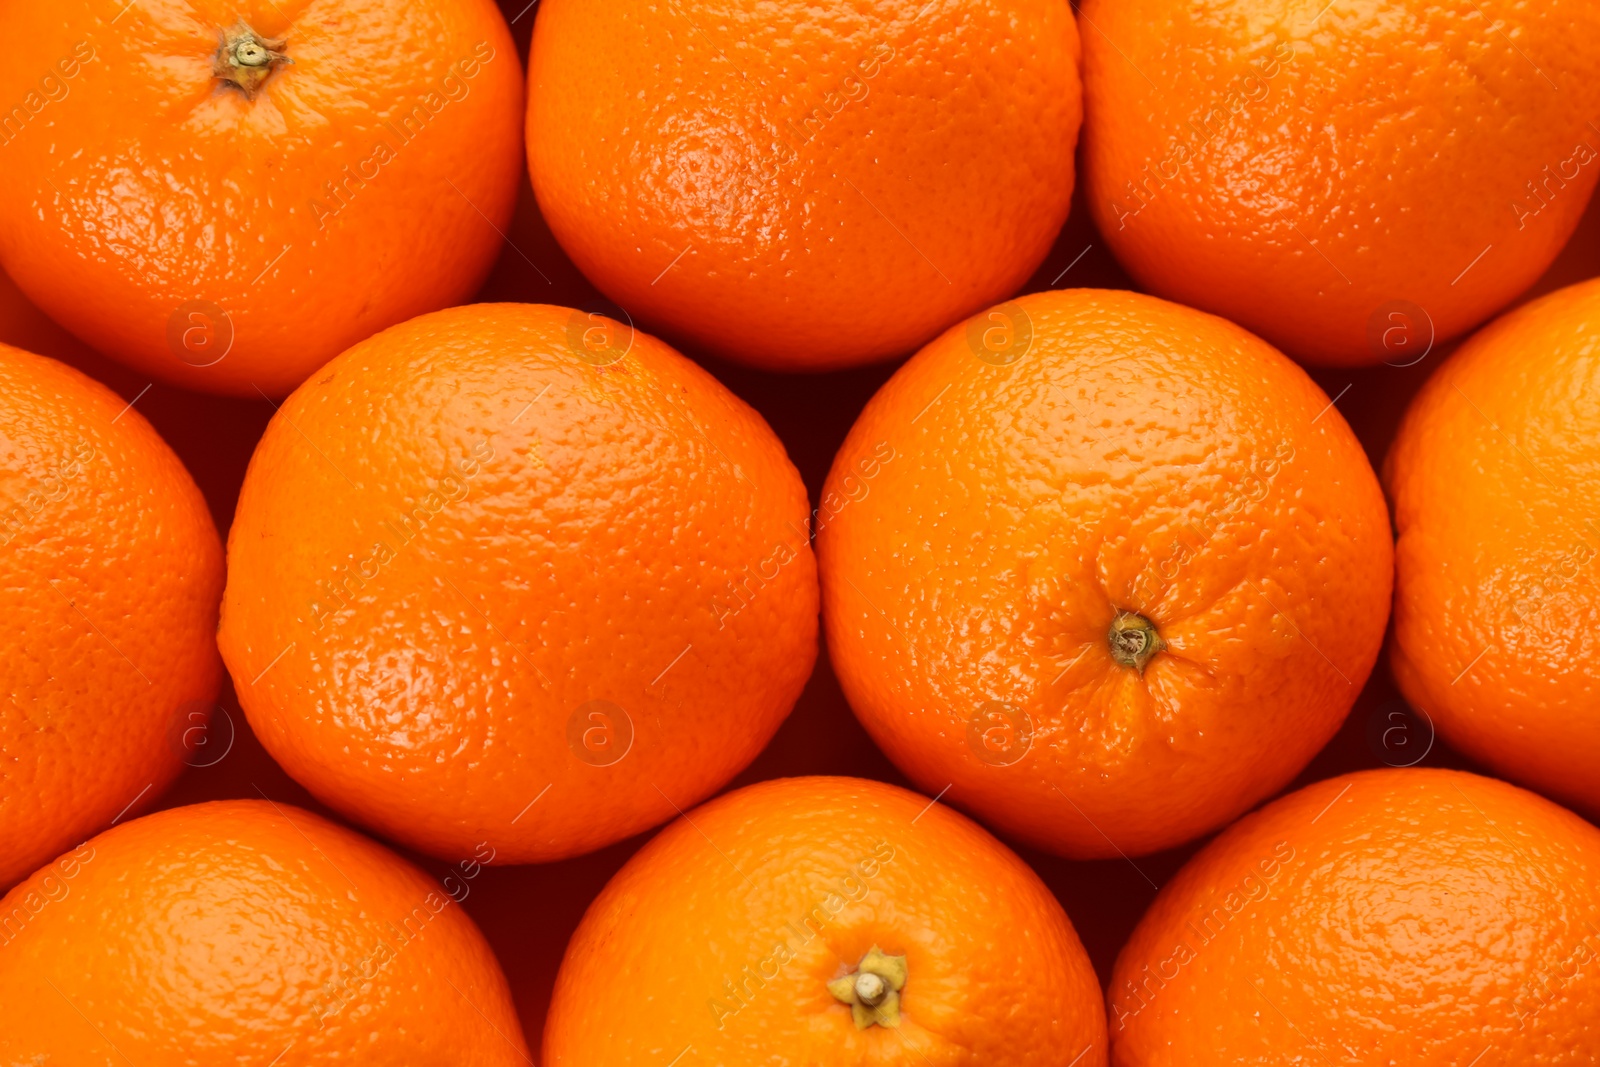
[0,343,222,889]
[526,0,1082,371]
[545,776,1108,1065]
[218,303,818,864]
[1387,277,1600,820]
[0,799,531,1064]
[1079,0,1600,366]
[0,0,523,396]
[1109,768,1600,1063]
[818,289,1392,859]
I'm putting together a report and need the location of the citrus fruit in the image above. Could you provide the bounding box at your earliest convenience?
[0,342,222,889]
[0,799,531,1064]
[544,776,1108,1065]
[0,0,523,396]
[526,0,1082,371]
[1386,277,1600,819]
[1110,768,1600,1064]
[817,288,1392,859]
[217,302,818,864]
[1079,0,1600,366]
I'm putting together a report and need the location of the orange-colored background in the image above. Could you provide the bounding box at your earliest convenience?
[3,2,1596,1046]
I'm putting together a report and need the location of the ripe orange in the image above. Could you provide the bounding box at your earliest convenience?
[1387,277,1600,820]
[526,0,1082,371]
[1110,768,1600,1063]
[818,289,1392,859]
[218,303,818,864]
[1079,0,1600,366]
[0,0,523,396]
[545,776,1107,1065]
[0,343,222,889]
[0,799,531,1063]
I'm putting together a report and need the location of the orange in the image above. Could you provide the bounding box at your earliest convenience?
[218,303,818,864]
[545,776,1108,1065]
[0,799,531,1064]
[0,0,523,397]
[818,289,1392,859]
[526,0,1082,371]
[0,343,222,889]
[1109,768,1600,1064]
[1079,0,1600,366]
[1386,277,1600,820]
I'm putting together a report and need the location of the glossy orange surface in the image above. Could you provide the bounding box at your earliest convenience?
[0,344,222,887]
[218,303,819,863]
[0,799,531,1064]
[819,289,1393,858]
[526,0,1083,371]
[1388,277,1600,820]
[0,0,523,396]
[546,776,1108,1066]
[1080,0,1600,366]
[1110,768,1600,1064]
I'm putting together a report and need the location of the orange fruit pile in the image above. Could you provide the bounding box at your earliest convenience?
[1,0,1599,1062]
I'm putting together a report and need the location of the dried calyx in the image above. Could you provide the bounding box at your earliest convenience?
[1108,610,1164,672]
[827,946,908,1030]
[214,20,291,99]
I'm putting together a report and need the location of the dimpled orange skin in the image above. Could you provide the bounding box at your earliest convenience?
[0,0,522,397]
[0,800,531,1064]
[1109,768,1600,1064]
[1386,278,1600,820]
[818,289,1393,859]
[545,776,1108,1066]
[1079,0,1600,367]
[218,303,818,864]
[526,0,1082,372]
[0,343,222,889]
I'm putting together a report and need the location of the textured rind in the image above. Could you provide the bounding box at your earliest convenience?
[0,0,524,396]
[544,775,1109,1066]
[0,800,530,1064]
[218,303,819,863]
[1110,768,1600,1065]
[818,288,1393,858]
[1080,0,1600,366]
[527,0,1083,371]
[0,343,222,889]
[1386,277,1600,819]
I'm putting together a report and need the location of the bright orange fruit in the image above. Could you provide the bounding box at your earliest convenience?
[1387,277,1600,820]
[526,0,1082,371]
[0,799,531,1064]
[1079,0,1600,366]
[545,776,1108,1065]
[1110,768,1600,1064]
[218,303,818,864]
[0,0,523,396]
[0,343,221,889]
[818,289,1392,859]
